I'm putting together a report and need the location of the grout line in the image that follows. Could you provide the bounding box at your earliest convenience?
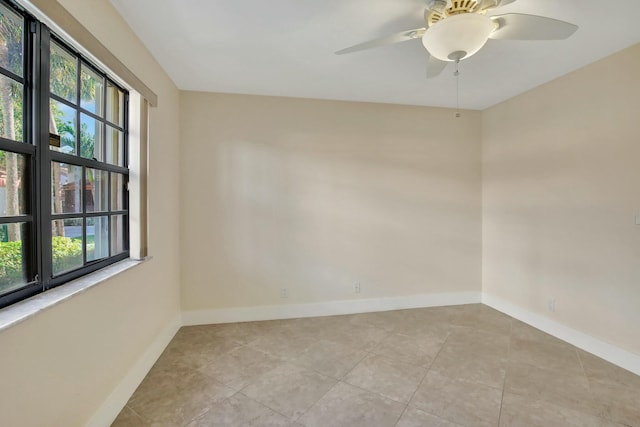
[392,328,454,427]
[575,347,602,412]
[575,351,625,426]
[338,347,373,380]
[123,404,148,424]
[497,318,513,426]
[290,379,340,424]
[234,391,293,423]
[334,379,407,404]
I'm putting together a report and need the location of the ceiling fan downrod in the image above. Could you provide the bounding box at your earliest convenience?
[454,63,461,118]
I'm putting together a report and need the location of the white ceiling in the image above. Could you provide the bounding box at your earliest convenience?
[110,0,640,110]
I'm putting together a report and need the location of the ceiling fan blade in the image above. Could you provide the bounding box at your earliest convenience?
[426,54,447,78]
[496,0,518,6]
[489,13,578,40]
[335,28,426,55]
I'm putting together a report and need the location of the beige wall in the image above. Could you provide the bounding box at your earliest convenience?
[1,1,637,423]
[180,93,482,310]
[482,44,640,355]
[0,1,181,426]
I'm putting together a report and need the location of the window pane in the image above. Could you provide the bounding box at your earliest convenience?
[86,168,108,212]
[0,75,23,142]
[0,3,24,77]
[80,114,103,160]
[50,99,77,154]
[50,42,77,103]
[106,81,124,126]
[86,216,108,261]
[52,162,82,214]
[110,215,126,255]
[52,218,83,275]
[0,150,27,216]
[80,65,104,116]
[0,222,29,296]
[106,125,124,166]
[110,172,125,211]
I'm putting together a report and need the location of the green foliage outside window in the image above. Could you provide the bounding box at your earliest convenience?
[0,236,83,292]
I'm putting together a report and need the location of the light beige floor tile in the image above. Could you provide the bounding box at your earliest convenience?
[297,382,405,427]
[167,325,245,358]
[198,345,284,390]
[129,361,235,406]
[186,392,290,427]
[509,336,582,373]
[128,358,201,405]
[320,322,390,352]
[499,393,625,427]
[290,338,368,379]
[241,362,337,419]
[425,304,481,320]
[430,343,507,388]
[128,369,235,426]
[171,334,244,369]
[396,406,464,427]
[111,305,640,427]
[181,371,240,401]
[578,350,640,425]
[587,378,640,426]
[247,329,317,360]
[347,310,404,332]
[343,353,427,403]
[390,317,453,342]
[410,371,502,427]
[209,319,290,345]
[371,332,445,368]
[127,358,235,423]
[578,349,640,390]
[451,304,512,335]
[511,320,574,349]
[171,325,220,344]
[504,361,598,416]
[285,315,388,350]
[110,406,148,427]
[444,326,510,359]
[280,316,351,341]
[128,385,214,427]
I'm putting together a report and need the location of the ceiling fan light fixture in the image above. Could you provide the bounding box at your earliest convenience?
[422,13,495,61]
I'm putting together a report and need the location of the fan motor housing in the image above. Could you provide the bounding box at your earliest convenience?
[427,0,489,26]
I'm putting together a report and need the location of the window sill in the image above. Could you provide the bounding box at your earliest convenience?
[0,257,151,333]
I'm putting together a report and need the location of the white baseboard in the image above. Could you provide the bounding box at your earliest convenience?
[182,292,482,326]
[86,314,182,427]
[482,293,640,377]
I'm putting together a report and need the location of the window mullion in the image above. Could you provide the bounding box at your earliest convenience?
[25,17,39,288]
[35,23,53,288]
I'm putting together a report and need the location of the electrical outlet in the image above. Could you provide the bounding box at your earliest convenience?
[280,288,288,299]
[354,283,361,294]
[547,298,556,313]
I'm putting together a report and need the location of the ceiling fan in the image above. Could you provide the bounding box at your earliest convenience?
[335,0,578,78]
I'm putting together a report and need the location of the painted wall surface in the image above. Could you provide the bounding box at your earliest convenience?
[180,92,482,310]
[0,1,181,426]
[482,44,640,355]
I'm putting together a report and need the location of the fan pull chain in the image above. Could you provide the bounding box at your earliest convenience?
[454,59,461,118]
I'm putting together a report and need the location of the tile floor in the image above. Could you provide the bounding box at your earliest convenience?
[111,304,640,427]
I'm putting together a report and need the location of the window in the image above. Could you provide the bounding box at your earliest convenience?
[0,0,129,309]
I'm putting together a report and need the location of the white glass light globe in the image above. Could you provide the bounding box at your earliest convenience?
[422,13,496,61]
